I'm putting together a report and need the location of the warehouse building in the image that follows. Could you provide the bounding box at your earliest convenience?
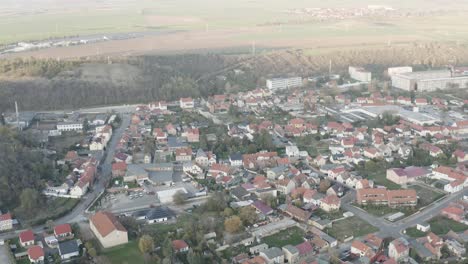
[391,69,468,92]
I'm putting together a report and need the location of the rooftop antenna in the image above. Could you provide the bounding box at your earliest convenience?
[15,101,20,130]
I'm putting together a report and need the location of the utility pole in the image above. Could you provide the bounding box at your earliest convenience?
[15,101,20,130]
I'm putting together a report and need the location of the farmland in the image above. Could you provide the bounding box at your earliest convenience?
[2,0,468,58]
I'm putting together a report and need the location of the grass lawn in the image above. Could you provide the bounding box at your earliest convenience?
[409,184,445,208]
[16,258,31,264]
[355,204,401,217]
[404,227,427,238]
[102,241,144,264]
[314,208,345,220]
[366,172,401,190]
[325,216,378,241]
[428,217,468,235]
[262,227,305,247]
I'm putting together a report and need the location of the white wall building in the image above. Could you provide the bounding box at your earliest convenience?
[388,66,413,76]
[57,122,83,132]
[391,69,468,92]
[349,66,372,82]
[266,77,302,91]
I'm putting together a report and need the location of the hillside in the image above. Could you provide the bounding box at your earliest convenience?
[2,43,468,112]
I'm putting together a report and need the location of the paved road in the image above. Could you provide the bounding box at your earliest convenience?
[308,164,468,239]
[342,188,468,239]
[0,114,131,240]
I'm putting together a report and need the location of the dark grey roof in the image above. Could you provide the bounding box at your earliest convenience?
[167,137,188,149]
[146,207,175,220]
[148,171,174,183]
[132,209,150,218]
[231,186,249,200]
[59,240,79,255]
[230,152,243,161]
[260,247,283,259]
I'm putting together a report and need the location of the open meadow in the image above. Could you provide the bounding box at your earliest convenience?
[2,0,468,58]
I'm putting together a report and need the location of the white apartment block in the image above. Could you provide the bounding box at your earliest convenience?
[349,66,372,82]
[266,77,302,90]
[57,122,83,132]
[391,69,468,92]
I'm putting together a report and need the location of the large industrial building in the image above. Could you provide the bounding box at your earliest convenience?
[387,66,413,76]
[266,77,302,91]
[349,66,372,82]
[391,69,468,92]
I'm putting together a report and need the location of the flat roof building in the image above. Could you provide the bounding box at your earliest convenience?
[266,77,302,91]
[349,66,372,82]
[391,69,468,92]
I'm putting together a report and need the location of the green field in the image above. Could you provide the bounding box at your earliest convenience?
[2,0,468,49]
[102,241,144,264]
[409,184,445,208]
[404,227,427,238]
[325,216,378,241]
[262,227,305,247]
[428,217,468,235]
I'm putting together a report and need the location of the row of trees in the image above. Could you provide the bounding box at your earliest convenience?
[0,127,55,217]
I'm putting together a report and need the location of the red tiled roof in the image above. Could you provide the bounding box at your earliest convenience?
[172,239,189,251]
[20,230,35,243]
[0,213,12,221]
[296,241,313,255]
[90,211,127,237]
[54,223,72,236]
[112,162,127,171]
[27,245,44,260]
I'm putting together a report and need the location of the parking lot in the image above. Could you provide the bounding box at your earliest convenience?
[100,182,200,214]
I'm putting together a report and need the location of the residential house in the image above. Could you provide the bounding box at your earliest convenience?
[351,240,375,259]
[27,245,44,263]
[175,148,192,162]
[179,97,195,109]
[90,211,128,248]
[184,128,200,143]
[388,238,409,261]
[54,224,73,239]
[284,204,312,222]
[230,153,243,167]
[320,195,341,212]
[195,149,209,167]
[282,245,299,264]
[446,239,466,257]
[285,145,300,157]
[58,239,80,260]
[20,230,35,247]
[172,240,190,253]
[111,162,127,178]
[259,247,284,264]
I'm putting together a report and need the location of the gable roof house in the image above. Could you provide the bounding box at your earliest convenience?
[54,223,73,239]
[20,230,35,247]
[90,211,128,248]
[27,245,44,263]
